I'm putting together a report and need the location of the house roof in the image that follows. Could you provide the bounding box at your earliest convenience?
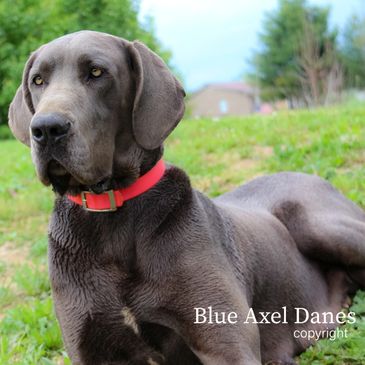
[191,82,256,97]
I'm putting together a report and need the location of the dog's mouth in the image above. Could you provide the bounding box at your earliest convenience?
[47,160,72,195]
[46,159,113,195]
[48,160,69,177]
[36,152,140,196]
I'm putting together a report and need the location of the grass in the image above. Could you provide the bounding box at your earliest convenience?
[1,103,365,364]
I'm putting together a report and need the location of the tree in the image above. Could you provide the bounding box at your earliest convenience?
[0,0,170,124]
[252,0,339,106]
[297,18,342,106]
[340,15,365,89]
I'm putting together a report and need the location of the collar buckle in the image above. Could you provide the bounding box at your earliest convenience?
[67,159,165,212]
[81,190,118,212]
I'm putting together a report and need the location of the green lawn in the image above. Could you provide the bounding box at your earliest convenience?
[1,104,365,364]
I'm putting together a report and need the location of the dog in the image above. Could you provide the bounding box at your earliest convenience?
[9,30,365,365]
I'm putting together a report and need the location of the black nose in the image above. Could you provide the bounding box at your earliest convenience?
[31,113,71,145]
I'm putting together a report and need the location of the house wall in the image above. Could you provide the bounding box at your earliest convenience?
[188,88,255,118]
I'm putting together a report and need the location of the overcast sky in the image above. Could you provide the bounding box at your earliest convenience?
[139,0,364,92]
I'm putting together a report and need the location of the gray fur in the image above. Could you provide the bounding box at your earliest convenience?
[8,31,365,365]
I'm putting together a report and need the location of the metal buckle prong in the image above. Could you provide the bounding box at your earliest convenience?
[80,190,118,212]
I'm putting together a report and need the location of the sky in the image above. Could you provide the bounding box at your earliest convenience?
[139,0,364,92]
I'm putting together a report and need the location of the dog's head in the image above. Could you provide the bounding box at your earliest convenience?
[9,30,185,194]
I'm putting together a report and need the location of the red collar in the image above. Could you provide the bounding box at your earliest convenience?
[67,160,166,212]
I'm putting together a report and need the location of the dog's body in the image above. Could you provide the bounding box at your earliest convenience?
[49,169,365,365]
[8,31,365,365]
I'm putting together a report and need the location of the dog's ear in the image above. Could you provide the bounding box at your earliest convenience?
[8,52,37,147]
[127,41,185,150]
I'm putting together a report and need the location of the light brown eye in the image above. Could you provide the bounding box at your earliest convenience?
[90,67,102,78]
[33,75,43,85]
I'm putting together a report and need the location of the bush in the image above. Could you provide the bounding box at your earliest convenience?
[0,125,14,140]
[0,0,170,125]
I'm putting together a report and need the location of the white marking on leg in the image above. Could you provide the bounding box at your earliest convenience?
[147,358,159,365]
[121,306,139,334]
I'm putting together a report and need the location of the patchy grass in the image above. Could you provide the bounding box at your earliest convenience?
[1,103,365,363]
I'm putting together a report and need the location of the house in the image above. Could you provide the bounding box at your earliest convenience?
[187,82,259,118]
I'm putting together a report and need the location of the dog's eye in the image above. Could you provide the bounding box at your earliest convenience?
[33,75,44,86]
[90,67,103,78]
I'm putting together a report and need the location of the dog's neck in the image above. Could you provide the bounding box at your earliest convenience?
[67,159,166,212]
[52,147,164,197]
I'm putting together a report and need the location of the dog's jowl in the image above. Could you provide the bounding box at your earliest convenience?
[8,30,365,365]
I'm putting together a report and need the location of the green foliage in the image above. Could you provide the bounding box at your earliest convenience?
[298,292,365,364]
[0,297,64,365]
[1,104,365,362]
[0,0,169,125]
[340,15,365,89]
[165,103,365,202]
[0,286,15,307]
[0,124,14,140]
[14,264,50,297]
[29,238,48,259]
[252,0,337,102]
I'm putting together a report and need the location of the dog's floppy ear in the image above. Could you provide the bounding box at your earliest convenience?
[127,41,185,150]
[8,52,37,147]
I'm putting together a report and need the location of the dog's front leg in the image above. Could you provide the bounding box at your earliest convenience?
[154,274,262,365]
[175,301,260,364]
[188,311,261,365]
[58,308,166,365]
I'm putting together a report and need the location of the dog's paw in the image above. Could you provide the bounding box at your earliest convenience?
[127,352,165,365]
[265,360,297,365]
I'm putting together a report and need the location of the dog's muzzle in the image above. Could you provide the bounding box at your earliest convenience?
[31,113,71,146]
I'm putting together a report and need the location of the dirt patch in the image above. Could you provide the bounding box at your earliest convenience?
[204,145,273,172]
[338,150,365,173]
[197,146,275,194]
[342,149,365,170]
[232,158,258,171]
[0,243,30,319]
[194,175,236,193]
[0,242,31,290]
[204,151,258,170]
[254,145,273,157]
[0,243,29,266]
